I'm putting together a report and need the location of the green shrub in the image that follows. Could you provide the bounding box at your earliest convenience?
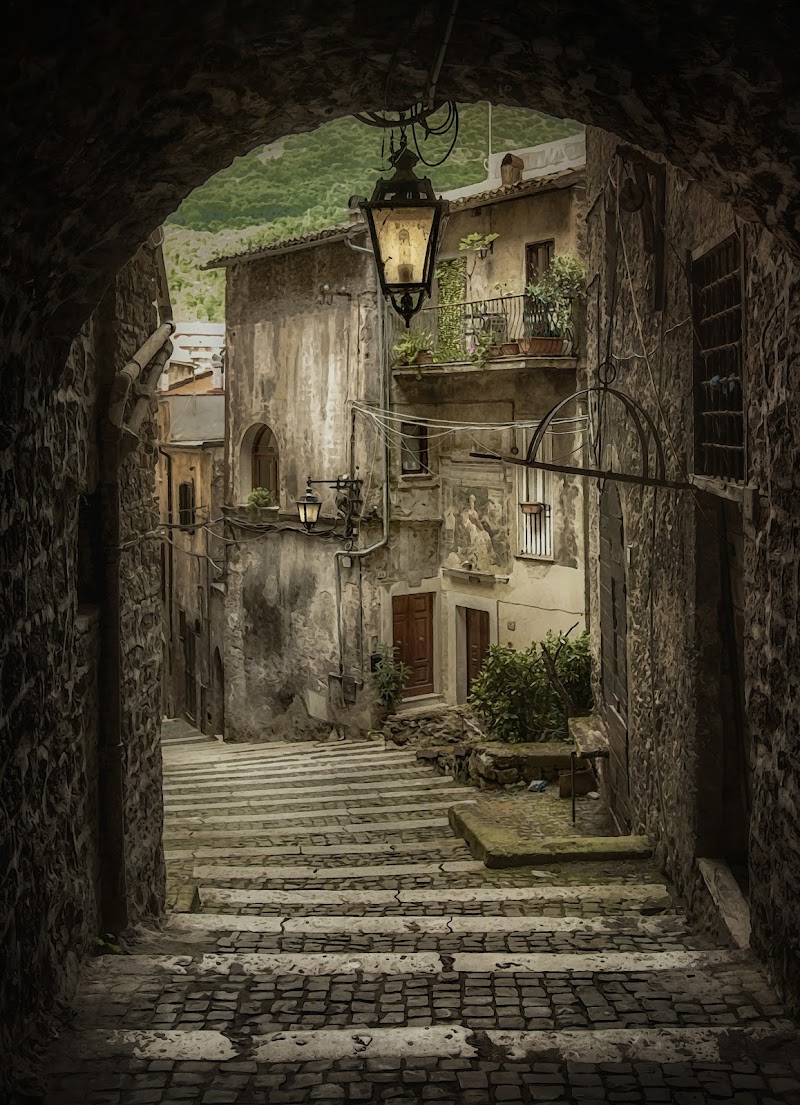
[247,487,277,508]
[372,644,412,712]
[468,630,592,743]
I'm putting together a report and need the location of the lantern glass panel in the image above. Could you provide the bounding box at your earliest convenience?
[297,496,322,529]
[370,206,437,287]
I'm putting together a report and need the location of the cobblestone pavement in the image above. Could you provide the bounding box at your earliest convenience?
[42,734,800,1103]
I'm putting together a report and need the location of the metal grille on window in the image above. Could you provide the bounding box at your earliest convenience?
[400,422,429,475]
[178,481,195,529]
[519,430,553,557]
[692,233,745,482]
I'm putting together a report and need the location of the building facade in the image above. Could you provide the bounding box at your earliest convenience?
[215,139,589,741]
[156,390,226,734]
[583,126,800,1010]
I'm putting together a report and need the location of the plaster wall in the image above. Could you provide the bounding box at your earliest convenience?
[440,185,584,301]
[222,240,383,739]
[584,126,800,1010]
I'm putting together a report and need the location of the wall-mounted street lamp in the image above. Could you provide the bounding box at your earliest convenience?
[295,475,364,537]
[357,145,448,327]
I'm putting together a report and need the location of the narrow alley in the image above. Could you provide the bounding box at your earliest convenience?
[43,734,800,1104]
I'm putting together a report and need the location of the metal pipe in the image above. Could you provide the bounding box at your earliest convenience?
[108,321,174,429]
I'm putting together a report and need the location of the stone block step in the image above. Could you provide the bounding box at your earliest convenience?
[190,859,486,882]
[450,802,652,868]
[162,750,418,783]
[162,775,466,808]
[166,802,473,833]
[197,882,674,914]
[164,817,452,842]
[164,787,474,817]
[164,839,467,862]
[51,1023,798,1069]
[162,765,440,796]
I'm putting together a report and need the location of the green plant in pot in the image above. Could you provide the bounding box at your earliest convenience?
[469,328,503,368]
[392,330,435,368]
[247,486,277,510]
[372,643,411,713]
[524,253,586,353]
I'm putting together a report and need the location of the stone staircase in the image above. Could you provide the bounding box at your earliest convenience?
[42,735,800,1103]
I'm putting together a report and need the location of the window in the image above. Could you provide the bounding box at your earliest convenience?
[518,430,554,558]
[251,425,279,496]
[525,240,554,286]
[178,481,195,529]
[692,233,745,482]
[400,422,429,475]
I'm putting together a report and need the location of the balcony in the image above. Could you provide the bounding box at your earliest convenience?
[388,293,578,374]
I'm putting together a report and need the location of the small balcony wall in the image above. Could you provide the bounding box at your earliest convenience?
[388,294,579,373]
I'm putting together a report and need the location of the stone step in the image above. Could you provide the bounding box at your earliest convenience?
[162,775,466,807]
[162,750,418,783]
[44,1037,800,1105]
[166,797,474,829]
[196,882,674,915]
[190,859,487,883]
[164,839,468,862]
[164,817,452,843]
[162,764,440,796]
[164,786,475,817]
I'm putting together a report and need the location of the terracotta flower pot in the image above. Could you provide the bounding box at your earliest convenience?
[522,336,566,356]
[415,351,434,365]
[500,341,521,356]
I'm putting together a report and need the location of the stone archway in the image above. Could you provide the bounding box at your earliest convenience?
[3,1,800,342]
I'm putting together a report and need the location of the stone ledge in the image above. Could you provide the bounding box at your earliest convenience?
[449,802,652,869]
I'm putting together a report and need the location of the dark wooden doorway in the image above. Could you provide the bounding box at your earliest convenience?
[183,624,197,723]
[465,608,490,696]
[599,482,631,831]
[393,593,435,697]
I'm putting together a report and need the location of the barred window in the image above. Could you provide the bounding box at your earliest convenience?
[692,233,745,482]
[518,431,554,558]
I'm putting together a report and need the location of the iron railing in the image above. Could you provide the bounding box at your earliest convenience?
[520,504,553,558]
[388,293,575,367]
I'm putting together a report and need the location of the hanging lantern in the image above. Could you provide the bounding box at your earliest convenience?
[295,481,322,531]
[360,146,448,326]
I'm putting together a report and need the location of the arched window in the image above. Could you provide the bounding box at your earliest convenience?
[251,425,279,496]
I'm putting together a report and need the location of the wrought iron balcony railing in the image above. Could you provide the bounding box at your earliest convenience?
[388,293,576,368]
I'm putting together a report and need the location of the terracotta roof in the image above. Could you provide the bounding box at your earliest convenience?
[444,167,583,212]
[205,223,363,268]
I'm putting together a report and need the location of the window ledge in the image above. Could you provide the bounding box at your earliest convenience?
[515,553,556,564]
[399,474,439,488]
[689,474,758,516]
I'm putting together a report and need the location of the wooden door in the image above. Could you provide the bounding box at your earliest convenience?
[465,608,490,695]
[599,482,630,830]
[393,594,434,697]
[184,626,196,723]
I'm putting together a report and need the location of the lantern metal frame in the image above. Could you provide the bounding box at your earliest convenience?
[359,145,448,327]
[296,475,364,537]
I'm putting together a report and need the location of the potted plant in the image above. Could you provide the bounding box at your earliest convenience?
[520,501,545,515]
[500,339,522,356]
[470,328,503,368]
[524,253,586,356]
[372,643,412,715]
[247,486,279,521]
[459,231,500,260]
[393,330,435,368]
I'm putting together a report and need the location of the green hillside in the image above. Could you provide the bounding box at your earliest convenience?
[164,104,582,322]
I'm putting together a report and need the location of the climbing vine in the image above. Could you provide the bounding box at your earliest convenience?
[434,258,467,362]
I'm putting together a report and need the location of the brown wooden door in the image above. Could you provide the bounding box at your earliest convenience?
[466,608,490,696]
[599,482,631,831]
[393,593,434,697]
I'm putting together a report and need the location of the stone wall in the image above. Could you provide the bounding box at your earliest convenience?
[0,247,166,1091]
[584,127,800,1010]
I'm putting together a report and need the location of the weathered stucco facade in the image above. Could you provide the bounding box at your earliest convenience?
[219,161,587,740]
[584,126,800,1012]
[156,392,226,733]
[0,246,167,1089]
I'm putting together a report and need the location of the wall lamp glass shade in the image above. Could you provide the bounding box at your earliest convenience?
[360,148,448,327]
[296,485,322,531]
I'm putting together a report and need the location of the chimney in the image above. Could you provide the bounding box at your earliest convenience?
[501,154,524,186]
